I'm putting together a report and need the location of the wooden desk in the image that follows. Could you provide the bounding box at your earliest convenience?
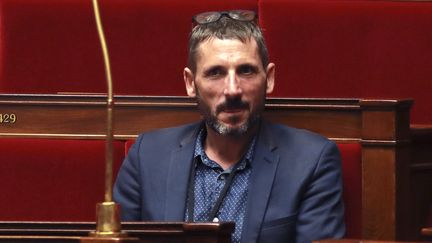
[0,221,234,243]
[0,236,139,243]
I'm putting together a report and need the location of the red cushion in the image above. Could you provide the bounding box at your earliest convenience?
[337,142,362,238]
[125,140,135,156]
[0,0,256,95]
[0,138,125,221]
[259,0,432,124]
[0,0,105,94]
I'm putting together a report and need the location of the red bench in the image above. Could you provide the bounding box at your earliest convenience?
[0,138,125,221]
[0,0,256,95]
[259,0,432,124]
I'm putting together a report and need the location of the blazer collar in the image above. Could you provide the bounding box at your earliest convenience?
[241,121,280,243]
[163,120,281,240]
[164,122,203,221]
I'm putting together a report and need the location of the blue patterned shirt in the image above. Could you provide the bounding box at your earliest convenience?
[185,128,255,243]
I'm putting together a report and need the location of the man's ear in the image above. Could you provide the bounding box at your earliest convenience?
[183,67,196,97]
[265,63,275,94]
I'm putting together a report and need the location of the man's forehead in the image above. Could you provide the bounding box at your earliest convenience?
[195,37,261,65]
[197,36,257,51]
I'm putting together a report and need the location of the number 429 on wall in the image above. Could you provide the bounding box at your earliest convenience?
[0,113,17,123]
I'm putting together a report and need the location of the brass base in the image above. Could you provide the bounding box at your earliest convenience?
[88,231,129,238]
[89,202,128,238]
[82,236,139,242]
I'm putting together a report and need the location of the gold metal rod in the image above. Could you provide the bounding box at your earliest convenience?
[89,0,127,237]
[92,0,114,203]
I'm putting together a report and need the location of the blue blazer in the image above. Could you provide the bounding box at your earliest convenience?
[113,121,345,243]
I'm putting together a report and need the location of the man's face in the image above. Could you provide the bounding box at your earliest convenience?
[184,38,275,136]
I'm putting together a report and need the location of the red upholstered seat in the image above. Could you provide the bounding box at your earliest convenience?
[125,139,135,157]
[0,138,125,221]
[0,0,105,94]
[259,0,432,124]
[337,143,362,238]
[0,0,256,95]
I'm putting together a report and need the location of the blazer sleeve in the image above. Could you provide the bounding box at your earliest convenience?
[296,140,345,243]
[113,135,143,221]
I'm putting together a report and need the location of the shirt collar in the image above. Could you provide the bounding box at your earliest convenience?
[194,128,256,171]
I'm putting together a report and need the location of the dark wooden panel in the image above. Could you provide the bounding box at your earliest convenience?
[0,94,363,140]
[2,94,431,241]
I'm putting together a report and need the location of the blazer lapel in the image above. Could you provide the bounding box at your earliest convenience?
[164,126,199,221]
[241,123,280,243]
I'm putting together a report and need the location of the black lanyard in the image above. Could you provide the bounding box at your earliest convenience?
[187,157,242,222]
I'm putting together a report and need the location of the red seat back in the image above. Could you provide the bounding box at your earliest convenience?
[259,0,432,124]
[337,143,362,238]
[0,0,256,95]
[0,138,125,221]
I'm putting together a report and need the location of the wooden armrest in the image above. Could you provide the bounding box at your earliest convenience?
[422,227,432,236]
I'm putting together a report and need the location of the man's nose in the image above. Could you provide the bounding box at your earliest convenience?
[223,73,242,96]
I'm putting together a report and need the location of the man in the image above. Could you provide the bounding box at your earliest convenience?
[113,10,345,243]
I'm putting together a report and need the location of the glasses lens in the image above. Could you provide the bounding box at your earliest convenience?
[228,10,256,21]
[193,11,222,24]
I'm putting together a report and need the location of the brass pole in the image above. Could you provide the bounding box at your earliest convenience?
[90,0,126,237]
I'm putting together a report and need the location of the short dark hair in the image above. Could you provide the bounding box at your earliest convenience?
[187,17,269,74]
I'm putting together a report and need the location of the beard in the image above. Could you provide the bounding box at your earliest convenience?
[196,90,264,137]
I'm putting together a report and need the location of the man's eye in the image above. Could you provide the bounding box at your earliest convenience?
[205,67,225,77]
[238,65,257,75]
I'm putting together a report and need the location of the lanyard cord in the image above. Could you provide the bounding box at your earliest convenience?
[186,159,197,222]
[187,158,242,222]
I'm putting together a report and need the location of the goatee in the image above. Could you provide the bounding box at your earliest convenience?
[196,93,261,137]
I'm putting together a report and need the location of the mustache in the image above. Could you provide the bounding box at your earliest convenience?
[216,98,249,113]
